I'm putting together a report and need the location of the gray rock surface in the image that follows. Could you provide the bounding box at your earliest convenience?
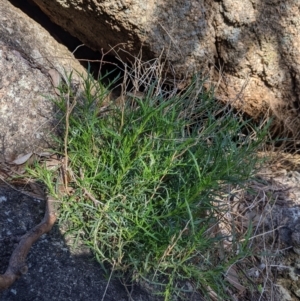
[29,0,300,137]
[0,0,87,162]
[0,184,151,301]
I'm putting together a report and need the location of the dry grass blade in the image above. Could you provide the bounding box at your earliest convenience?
[24,54,270,300]
[215,171,298,300]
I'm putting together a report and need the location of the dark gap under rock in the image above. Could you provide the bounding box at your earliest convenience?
[8,0,124,85]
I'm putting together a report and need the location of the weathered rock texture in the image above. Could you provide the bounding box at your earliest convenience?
[0,0,87,162]
[29,0,300,136]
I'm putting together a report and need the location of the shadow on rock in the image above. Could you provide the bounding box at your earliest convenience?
[0,185,150,301]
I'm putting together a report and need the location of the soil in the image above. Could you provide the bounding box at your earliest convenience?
[235,153,300,301]
[2,2,300,300]
[2,154,300,300]
[0,184,152,301]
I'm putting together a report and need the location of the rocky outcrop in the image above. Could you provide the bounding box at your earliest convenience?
[0,0,87,162]
[29,0,300,136]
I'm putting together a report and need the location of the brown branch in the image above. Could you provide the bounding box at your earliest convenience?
[0,196,58,291]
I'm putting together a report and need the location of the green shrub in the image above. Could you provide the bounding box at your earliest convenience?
[31,70,268,300]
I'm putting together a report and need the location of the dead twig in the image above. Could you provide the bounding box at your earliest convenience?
[0,196,58,291]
